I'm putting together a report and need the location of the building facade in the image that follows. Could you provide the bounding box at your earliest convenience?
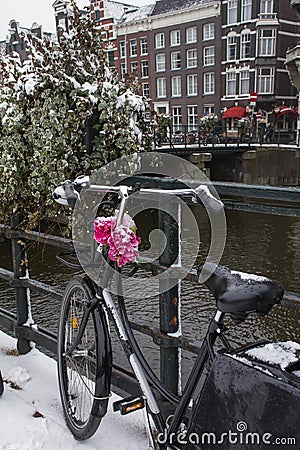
[221,0,300,131]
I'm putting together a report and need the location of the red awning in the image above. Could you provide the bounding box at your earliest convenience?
[222,106,246,119]
[275,106,297,120]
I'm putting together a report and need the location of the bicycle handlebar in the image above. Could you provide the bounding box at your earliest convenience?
[52,175,224,212]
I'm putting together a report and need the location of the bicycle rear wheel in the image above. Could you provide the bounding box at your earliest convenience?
[57,277,111,440]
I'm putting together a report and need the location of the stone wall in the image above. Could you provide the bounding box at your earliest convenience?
[209,147,300,186]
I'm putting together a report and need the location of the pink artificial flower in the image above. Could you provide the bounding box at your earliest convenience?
[108,225,141,267]
[94,213,140,267]
[94,217,116,245]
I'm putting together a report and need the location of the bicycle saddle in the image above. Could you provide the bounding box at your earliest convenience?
[198,264,284,323]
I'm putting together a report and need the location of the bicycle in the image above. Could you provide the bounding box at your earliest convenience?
[53,176,297,449]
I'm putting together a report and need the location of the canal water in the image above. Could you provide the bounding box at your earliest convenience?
[0,208,300,384]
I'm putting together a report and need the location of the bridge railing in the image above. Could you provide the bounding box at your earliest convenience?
[152,125,297,150]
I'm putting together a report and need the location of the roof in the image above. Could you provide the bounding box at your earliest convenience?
[103,0,137,21]
[223,106,246,119]
[151,0,216,16]
[121,4,155,23]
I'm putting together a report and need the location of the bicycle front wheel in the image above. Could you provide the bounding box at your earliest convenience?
[57,277,111,440]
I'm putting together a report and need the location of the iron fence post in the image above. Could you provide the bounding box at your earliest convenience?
[10,213,31,354]
[158,199,180,398]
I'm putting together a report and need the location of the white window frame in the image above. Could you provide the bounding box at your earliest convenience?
[187,106,198,132]
[227,33,237,61]
[142,82,150,98]
[171,51,181,70]
[256,67,274,94]
[120,63,126,79]
[204,72,215,95]
[155,32,165,49]
[187,49,197,68]
[129,38,137,57]
[171,76,182,97]
[228,0,238,25]
[140,37,148,55]
[240,31,251,59]
[157,77,166,98]
[203,23,215,41]
[241,0,252,22]
[260,0,273,14]
[156,53,166,72]
[141,60,149,78]
[170,30,180,46]
[186,26,197,44]
[258,28,276,57]
[203,104,215,116]
[226,71,237,96]
[130,61,138,73]
[203,46,215,66]
[240,69,250,94]
[119,40,126,58]
[187,74,198,96]
[172,106,182,132]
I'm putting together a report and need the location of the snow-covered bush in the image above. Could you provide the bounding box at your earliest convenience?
[0,1,150,227]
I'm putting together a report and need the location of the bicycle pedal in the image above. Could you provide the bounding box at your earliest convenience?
[113,396,145,415]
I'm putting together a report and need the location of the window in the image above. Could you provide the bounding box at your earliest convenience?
[120,63,126,79]
[204,72,215,94]
[203,46,215,66]
[155,33,165,49]
[171,51,181,70]
[130,39,137,57]
[142,83,150,98]
[187,49,197,68]
[228,0,238,25]
[107,51,114,67]
[156,54,166,72]
[227,34,237,61]
[187,74,198,96]
[241,0,252,22]
[226,71,236,95]
[170,30,180,46]
[119,41,125,58]
[257,67,274,94]
[130,61,138,73]
[186,26,197,44]
[141,60,149,78]
[203,105,215,116]
[240,31,251,59]
[157,77,166,98]
[95,10,100,21]
[203,23,215,41]
[260,0,273,14]
[240,70,250,94]
[171,76,182,97]
[258,29,276,56]
[140,37,148,55]
[187,106,198,131]
[172,107,182,132]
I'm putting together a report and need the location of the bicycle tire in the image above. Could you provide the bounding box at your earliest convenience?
[57,277,112,440]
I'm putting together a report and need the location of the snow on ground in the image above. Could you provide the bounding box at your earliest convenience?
[0,330,148,450]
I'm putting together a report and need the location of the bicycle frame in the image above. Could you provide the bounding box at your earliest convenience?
[61,182,228,448]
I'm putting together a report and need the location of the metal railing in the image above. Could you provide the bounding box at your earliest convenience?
[152,125,297,152]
